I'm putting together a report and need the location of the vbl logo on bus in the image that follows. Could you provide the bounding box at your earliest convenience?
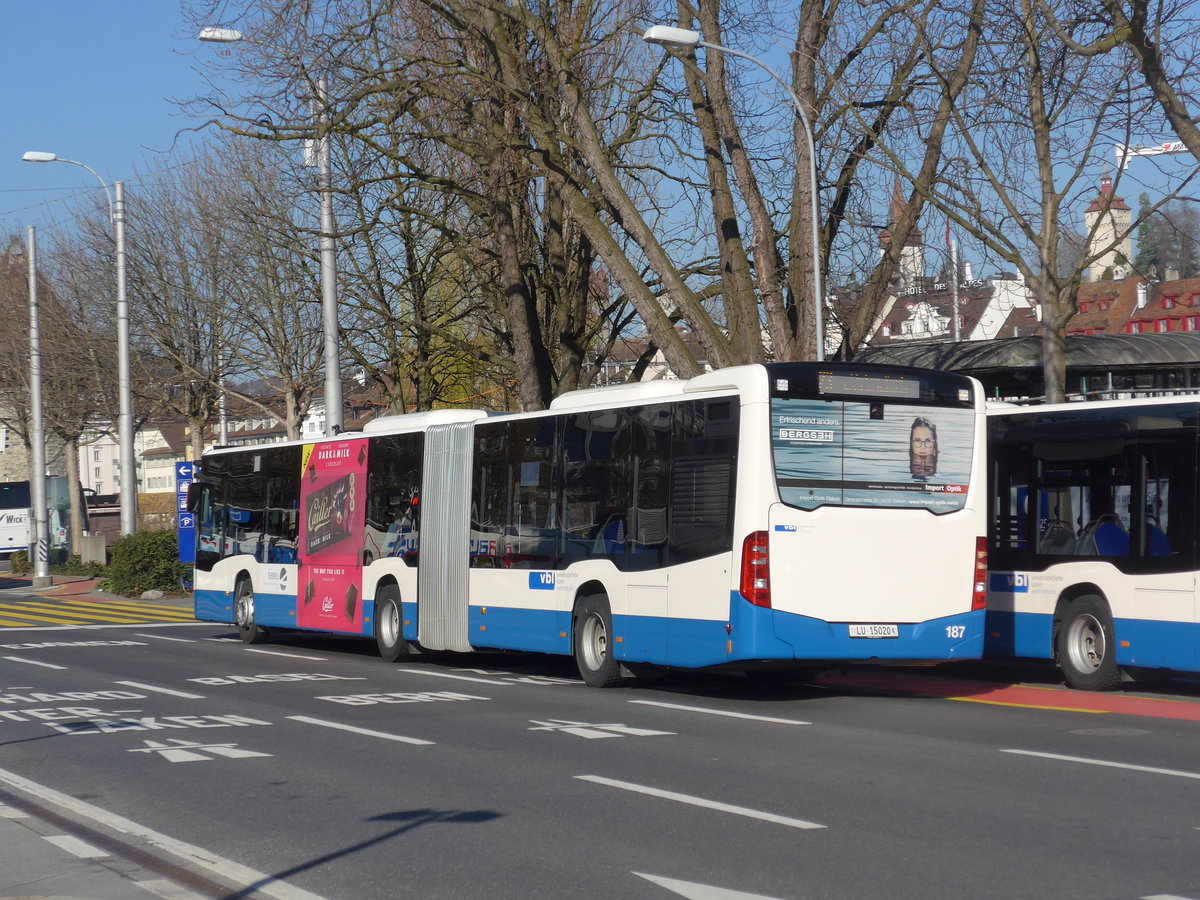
[988,572,1029,593]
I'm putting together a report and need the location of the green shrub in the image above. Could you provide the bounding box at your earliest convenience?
[102,531,192,597]
[9,550,30,574]
[54,554,107,577]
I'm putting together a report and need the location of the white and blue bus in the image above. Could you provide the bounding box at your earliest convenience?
[190,362,988,685]
[0,481,31,559]
[987,396,1200,689]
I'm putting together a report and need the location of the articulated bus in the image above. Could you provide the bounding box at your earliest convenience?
[191,362,988,685]
[987,396,1200,689]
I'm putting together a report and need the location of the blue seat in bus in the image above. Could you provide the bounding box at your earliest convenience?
[1148,525,1171,557]
[1093,521,1129,556]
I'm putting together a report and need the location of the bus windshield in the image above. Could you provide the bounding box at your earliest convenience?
[769,365,976,513]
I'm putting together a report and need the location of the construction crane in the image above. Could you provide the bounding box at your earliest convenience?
[1115,141,1194,170]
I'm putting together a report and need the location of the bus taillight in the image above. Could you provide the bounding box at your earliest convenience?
[740,530,771,608]
[972,536,988,611]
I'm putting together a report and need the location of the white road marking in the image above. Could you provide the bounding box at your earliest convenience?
[396,668,511,685]
[2,655,66,669]
[635,872,790,899]
[242,648,328,661]
[1142,895,1200,900]
[116,680,206,699]
[629,700,811,725]
[134,878,209,900]
[0,802,28,819]
[529,719,674,739]
[287,715,435,745]
[576,775,826,830]
[133,633,197,642]
[129,739,273,763]
[1003,749,1200,781]
[0,765,330,900]
[43,833,108,858]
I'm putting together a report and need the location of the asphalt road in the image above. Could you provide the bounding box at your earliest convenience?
[2,590,1199,900]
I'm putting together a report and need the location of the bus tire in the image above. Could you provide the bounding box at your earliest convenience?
[1056,595,1120,691]
[234,578,269,645]
[374,584,413,662]
[573,595,622,688]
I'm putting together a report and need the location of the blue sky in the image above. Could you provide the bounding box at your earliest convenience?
[1,2,220,236]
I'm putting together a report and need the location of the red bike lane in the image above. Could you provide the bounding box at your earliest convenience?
[819,670,1200,722]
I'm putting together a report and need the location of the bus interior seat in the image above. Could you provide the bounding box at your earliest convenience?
[1037,521,1076,555]
[1093,520,1130,556]
[1148,524,1171,557]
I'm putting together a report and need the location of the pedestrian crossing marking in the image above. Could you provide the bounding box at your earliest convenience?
[0,599,195,627]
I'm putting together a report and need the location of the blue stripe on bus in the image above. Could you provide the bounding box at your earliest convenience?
[197,589,983,666]
[986,609,1200,671]
[763,599,984,663]
[194,589,373,637]
[984,609,1053,659]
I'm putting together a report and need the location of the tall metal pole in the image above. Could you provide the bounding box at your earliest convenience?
[26,227,51,588]
[115,182,137,535]
[20,153,137,535]
[317,77,343,435]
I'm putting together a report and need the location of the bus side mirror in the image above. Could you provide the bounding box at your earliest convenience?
[187,483,201,513]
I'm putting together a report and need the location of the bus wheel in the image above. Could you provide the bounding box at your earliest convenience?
[573,595,622,688]
[234,579,268,645]
[374,585,412,662]
[1056,596,1120,691]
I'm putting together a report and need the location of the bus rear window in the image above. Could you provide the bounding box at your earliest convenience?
[771,397,975,513]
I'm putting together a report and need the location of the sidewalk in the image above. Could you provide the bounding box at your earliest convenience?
[0,805,172,900]
[1,573,193,609]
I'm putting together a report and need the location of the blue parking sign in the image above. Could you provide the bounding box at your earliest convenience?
[176,462,196,564]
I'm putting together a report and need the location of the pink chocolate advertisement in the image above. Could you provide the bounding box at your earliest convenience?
[297,439,368,631]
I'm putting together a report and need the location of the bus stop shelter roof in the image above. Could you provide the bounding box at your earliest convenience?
[856,333,1200,373]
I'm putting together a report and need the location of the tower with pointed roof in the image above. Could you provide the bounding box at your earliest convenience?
[1084,172,1132,282]
[878,178,925,288]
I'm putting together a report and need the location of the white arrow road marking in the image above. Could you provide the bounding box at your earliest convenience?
[635,872,792,900]
[129,739,272,763]
[529,719,674,739]
[577,776,826,830]
[629,700,811,725]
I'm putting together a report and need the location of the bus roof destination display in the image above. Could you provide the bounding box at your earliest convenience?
[818,370,921,399]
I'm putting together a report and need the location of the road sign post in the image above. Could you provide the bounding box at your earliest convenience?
[176,462,196,564]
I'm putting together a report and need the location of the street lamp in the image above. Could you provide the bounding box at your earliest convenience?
[642,25,825,361]
[198,27,344,435]
[24,227,51,587]
[21,151,138,536]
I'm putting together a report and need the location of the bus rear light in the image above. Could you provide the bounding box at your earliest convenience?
[740,530,772,608]
[972,536,988,611]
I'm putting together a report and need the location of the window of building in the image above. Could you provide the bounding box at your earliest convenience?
[1157,319,1171,333]
[1078,300,1092,312]
[1098,299,1113,311]
[1162,296,1178,309]
[1126,321,1145,334]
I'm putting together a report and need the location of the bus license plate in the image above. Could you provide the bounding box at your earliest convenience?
[848,624,899,639]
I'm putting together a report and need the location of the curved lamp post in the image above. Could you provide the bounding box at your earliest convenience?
[198,26,344,435]
[642,25,825,361]
[22,151,137,536]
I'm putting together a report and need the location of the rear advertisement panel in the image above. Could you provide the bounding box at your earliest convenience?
[772,399,974,513]
[298,439,368,631]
